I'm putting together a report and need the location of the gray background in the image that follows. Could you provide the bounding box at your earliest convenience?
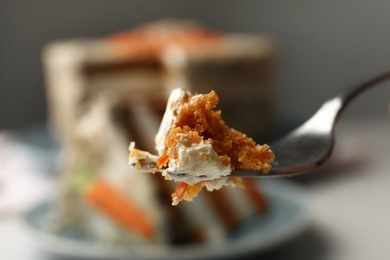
[1,0,390,129]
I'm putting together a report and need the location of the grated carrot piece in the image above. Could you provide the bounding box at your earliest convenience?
[85,180,155,239]
[156,153,169,168]
[172,181,206,205]
[173,182,189,200]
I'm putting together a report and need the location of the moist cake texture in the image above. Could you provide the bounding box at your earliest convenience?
[130,88,275,205]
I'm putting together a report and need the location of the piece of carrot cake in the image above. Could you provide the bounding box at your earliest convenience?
[129,88,274,205]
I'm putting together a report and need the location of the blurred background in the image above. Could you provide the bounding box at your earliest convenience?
[1,1,390,260]
[1,0,390,129]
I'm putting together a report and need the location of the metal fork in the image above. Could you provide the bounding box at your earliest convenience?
[229,70,390,178]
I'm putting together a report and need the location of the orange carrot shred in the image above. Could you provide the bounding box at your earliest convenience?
[172,181,206,205]
[156,153,169,168]
[174,182,189,200]
[85,180,155,239]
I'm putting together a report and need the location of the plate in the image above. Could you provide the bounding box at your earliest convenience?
[23,179,311,260]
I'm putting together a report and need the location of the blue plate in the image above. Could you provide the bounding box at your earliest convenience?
[23,179,311,260]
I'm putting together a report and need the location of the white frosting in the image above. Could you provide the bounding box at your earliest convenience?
[128,142,159,173]
[154,88,188,156]
[163,133,232,185]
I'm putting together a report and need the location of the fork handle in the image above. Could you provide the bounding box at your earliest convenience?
[311,70,390,133]
[335,70,390,119]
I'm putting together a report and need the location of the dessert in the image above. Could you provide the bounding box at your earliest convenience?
[43,19,277,245]
[129,88,274,205]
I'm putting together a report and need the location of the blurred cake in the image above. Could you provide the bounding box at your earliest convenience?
[43,20,277,245]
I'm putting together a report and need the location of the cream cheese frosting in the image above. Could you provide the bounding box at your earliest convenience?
[154,88,188,156]
[162,132,232,185]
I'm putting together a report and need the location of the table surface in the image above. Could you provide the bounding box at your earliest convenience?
[1,118,389,260]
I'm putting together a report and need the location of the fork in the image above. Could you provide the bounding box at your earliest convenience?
[229,70,390,178]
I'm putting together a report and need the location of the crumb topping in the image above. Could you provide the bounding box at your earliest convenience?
[169,90,274,172]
